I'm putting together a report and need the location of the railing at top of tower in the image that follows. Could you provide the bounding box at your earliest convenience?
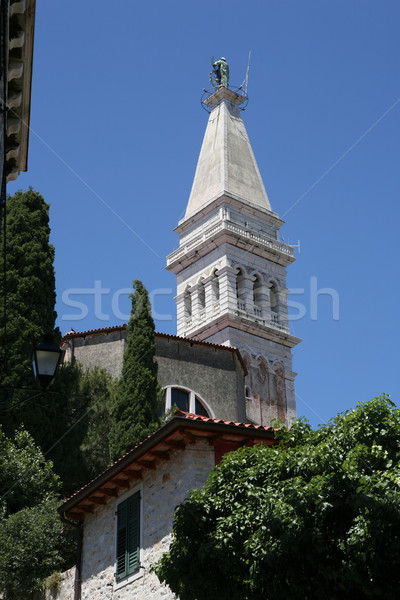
[201,86,249,114]
[184,300,289,335]
[167,220,294,267]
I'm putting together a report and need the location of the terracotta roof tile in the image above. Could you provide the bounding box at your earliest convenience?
[61,325,236,350]
[61,412,275,508]
[175,410,274,431]
[61,324,127,342]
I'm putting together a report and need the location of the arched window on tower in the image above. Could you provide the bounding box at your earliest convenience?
[236,268,246,311]
[253,276,263,317]
[209,269,220,314]
[198,279,206,319]
[212,270,220,302]
[184,288,192,323]
[270,282,278,323]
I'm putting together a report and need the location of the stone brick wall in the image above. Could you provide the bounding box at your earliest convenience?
[44,567,75,600]
[49,439,214,600]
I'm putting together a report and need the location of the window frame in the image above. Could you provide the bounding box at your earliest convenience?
[163,385,214,418]
[114,485,144,590]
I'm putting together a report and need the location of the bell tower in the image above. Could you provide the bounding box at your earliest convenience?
[166,82,301,426]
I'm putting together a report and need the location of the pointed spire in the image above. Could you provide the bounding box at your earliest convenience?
[185,87,271,219]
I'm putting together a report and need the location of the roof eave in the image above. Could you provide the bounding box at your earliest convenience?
[59,415,276,518]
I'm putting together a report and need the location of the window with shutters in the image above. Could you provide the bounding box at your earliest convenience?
[115,490,141,584]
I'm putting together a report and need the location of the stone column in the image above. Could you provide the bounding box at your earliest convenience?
[190,284,201,326]
[203,274,216,321]
[175,292,186,336]
[217,265,238,314]
[275,287,289,329]
[255,280,271,319]
[242,273,255,314]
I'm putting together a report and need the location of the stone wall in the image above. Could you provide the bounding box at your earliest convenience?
[63,329,126,380]
[49,439,214,600]
[156,335,246,422]
[44,567,75,600]
[62,330,246,423]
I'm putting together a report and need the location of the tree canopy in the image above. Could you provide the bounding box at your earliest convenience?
[0,426,59,517]
[154,396,400,600]
[0,426,75,599]
[0,188,59,437]
[109,280,160,460]
[79,365,116,481]
[0,188,119,596]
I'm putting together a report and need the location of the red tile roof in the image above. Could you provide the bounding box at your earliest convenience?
[60,412,276,521]
[64,412,273,503]
[175,410,274,431]
[62,325,235,351]
[61,324,127,341]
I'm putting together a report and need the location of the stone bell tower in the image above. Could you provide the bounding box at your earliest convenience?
[166,80,301,426]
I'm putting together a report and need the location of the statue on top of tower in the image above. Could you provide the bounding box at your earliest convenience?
[210,57,229,88]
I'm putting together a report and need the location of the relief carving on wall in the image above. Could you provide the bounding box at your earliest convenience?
[257,355,268,384]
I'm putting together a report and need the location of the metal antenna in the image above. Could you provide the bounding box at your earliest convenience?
[289,240,301,254]
[241,51,251,94]
[281,234,301,254]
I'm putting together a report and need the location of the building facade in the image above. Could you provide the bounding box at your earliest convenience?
[0,0,35,195]
[54,413,276,600]
[61,328,247,423]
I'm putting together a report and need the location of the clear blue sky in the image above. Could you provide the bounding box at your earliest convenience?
[8,1,400,427]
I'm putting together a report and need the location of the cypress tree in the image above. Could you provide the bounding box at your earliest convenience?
[50,362,116,494]
[80,366,116,480]
[109,280,161,460]
[0,188,60,436]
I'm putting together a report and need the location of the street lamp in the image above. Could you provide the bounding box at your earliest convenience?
[32,341,65,390]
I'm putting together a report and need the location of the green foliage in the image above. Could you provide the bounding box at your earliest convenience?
[80,366,116,479]
[109,280,161,460]
[0,426,59,517]
[45,571,62,598]
[45,361,116,495]
[154,396,400,600]
[0,189,83,597]
[40,360,90,496]
[0,426,75,599]
[0,498,74,600]
[0,188,60,437]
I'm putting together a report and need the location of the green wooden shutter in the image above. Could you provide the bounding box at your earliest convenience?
[116,499,128,581]
[127,492,140,575]
[116,491,141,582]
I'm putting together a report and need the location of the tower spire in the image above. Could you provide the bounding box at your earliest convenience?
[185,87,271,219]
